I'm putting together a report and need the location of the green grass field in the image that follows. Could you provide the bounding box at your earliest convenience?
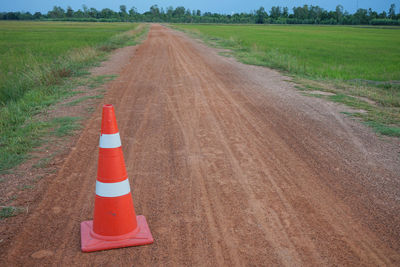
[175,24,400,82]
[0,21,138,103]
[0,21,147,172]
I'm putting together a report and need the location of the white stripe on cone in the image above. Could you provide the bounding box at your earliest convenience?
[99,133,122,148]
[96,179,131,197]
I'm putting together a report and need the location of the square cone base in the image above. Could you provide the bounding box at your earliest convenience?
[80,215,153,252]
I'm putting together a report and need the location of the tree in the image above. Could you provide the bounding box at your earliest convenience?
[150,5,160,16]
[82,4,89,17]
[173,6,185,18]
[388,3,396,19]
[5,12,20,20]
[270,6,281,19]
[256,7,267,24]
[293,5,307,20]
[309,5,323,22]
[149,5,160,21]
[66,6,73,18]
[379,11,387,19]
[282,7,289,18]
[74,9,84,18]
[335,5,343,22]
[33,12,42,20]
[48,6,65,18]
[354,8,369,24]
[119,5,127,20]
[100,8,114,19]
[120,5,127,14]
[89,8,98,18]
[165,6,173,20]
[129,7,138,16]
[19,12,33,20]
[367,8,378,20]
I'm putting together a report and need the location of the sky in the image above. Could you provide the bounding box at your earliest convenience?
[1,0,399,14]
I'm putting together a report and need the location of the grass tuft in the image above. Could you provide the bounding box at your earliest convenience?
[364,121,400,137]
[50,116,82,137]
[65,95,103,106]
[0,206,25,219]
[33,156,53,169]
[328,94,372,111]
[87,75,117,89]
[19,184,34,190]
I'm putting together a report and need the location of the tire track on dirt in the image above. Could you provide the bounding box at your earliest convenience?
[169,27,392,265]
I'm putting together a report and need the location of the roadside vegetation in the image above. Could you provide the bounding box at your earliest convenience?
[0,21,149,172]
[0,205,25,220]
[173,24,400,137]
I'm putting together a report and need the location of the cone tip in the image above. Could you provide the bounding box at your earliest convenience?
[101,104,118,134]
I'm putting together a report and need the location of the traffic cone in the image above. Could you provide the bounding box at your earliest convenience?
[80,104,153,252]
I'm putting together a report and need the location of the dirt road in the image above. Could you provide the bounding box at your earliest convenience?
[2,25,400,266]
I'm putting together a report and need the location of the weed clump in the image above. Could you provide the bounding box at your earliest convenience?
[0,206,25,219]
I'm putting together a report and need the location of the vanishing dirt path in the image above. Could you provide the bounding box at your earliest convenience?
[2,24,400,266]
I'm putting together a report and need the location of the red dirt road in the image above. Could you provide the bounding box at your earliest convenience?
[2,25,400,266]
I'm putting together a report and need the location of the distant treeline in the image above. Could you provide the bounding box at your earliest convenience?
[1,4,400,25]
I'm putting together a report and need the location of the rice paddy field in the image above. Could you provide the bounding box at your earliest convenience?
[0,21,137,104]
[175,24,400,82]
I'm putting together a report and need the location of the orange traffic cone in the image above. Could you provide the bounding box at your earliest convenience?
[80,104,153,252]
